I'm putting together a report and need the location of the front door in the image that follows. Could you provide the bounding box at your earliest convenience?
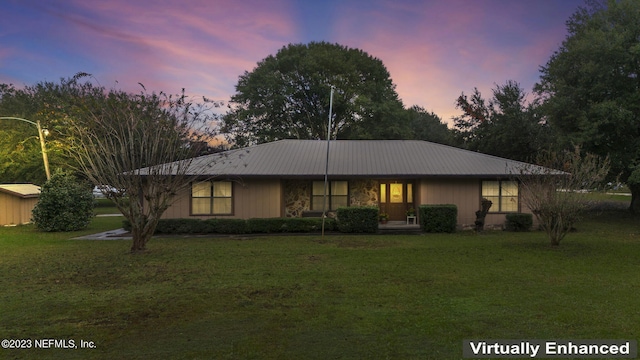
[379,181,414,221]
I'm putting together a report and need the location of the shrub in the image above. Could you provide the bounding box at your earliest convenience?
[122,219,132,232]
[32,172,95,232]
[157,219,216,234]
[505,213,533,232]
[123,218,210,234]
[247,217,337,233]
[247,218,287,233]
[419,205,457,233]
[123,217,338,235]
[207,219,247,234]
[336,206,378,233]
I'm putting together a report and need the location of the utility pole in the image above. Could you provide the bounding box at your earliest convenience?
[0,117,51,180]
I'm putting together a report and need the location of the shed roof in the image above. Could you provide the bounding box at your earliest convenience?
[158,139,550,178]
[0,184,41,198]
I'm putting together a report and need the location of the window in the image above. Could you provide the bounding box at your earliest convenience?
[312,180,348,211]
[191,181,233,215]
[482,180,518,212]
[379,182,414,204]
[389,183,403,203]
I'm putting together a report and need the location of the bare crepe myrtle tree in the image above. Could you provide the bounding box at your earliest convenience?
[71,88,220,252]
[513,147,609,246]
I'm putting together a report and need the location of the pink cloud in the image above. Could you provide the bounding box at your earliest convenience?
[330,1,491,122]
[3,0,580,128]
[327,0,575,124]
[39,0,298,100]
[0,47,13,64]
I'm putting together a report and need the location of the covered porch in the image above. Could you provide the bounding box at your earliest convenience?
[284,178,417,221]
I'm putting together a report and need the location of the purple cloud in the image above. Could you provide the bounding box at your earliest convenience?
[1,0,583,125]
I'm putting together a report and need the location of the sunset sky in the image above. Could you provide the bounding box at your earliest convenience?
[1,0,584,124]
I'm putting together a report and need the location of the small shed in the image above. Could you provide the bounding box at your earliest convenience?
[0,184,41,226]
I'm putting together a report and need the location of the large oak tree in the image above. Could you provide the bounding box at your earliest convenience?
[535,0,640,212]
[221,42,410,147]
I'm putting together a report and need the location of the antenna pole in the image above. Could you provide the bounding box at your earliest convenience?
[321,86,334,238]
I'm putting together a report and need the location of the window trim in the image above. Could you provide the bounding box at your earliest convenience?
[190,180,234,216]
[481,180,519,213]
[311,180,349,211]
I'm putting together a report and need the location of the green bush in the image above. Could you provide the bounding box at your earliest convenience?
[123,219,208,234]
[123,217,339,235]
[505,213,533,232]
[336,206,379,233]
[122,219,131,232]
[31,172,95,232]
[419,205,457,233]
[286,217,337,232]
[206,219,247,234]
[157,218,216,234]
[248,217,336,233]
[123,218,211,234]
[247,218,286,233]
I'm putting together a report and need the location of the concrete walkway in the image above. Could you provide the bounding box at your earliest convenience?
[73,228,130,240]
[71,213,129,240]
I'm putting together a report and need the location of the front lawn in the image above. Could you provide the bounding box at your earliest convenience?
[0,211,639,359]
[93,198,121,215]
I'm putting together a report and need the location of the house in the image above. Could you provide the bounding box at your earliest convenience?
[0,184,41,226]
[158,140,544,228]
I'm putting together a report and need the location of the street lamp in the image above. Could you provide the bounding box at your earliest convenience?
[0,116,51,180]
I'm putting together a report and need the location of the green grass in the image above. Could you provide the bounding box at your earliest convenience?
[582,190,632,204]
[1,212,639,359]
[93,198,121,215]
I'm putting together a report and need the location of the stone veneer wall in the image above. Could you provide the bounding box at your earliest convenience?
[283,180,310,217]
[284,179,380,217]
[349,179,379,206]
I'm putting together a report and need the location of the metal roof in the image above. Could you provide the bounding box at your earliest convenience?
[174,140,549,178]
[0,184,41,198]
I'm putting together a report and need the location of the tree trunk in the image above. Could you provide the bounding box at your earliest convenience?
[629,186,640,214]
[129,222,155,253]
[548,227,561,246]
[474,199,493,232]
[130,233,150,253]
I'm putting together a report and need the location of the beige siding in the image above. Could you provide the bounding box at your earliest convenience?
[162,187,191,219]
[162,177,537,228]
[516,185,539,227]
[233,179,281,218]
[418,178,535,228]
[162,179,281,219]
[419,179,479,226]
[0,193,38,226]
